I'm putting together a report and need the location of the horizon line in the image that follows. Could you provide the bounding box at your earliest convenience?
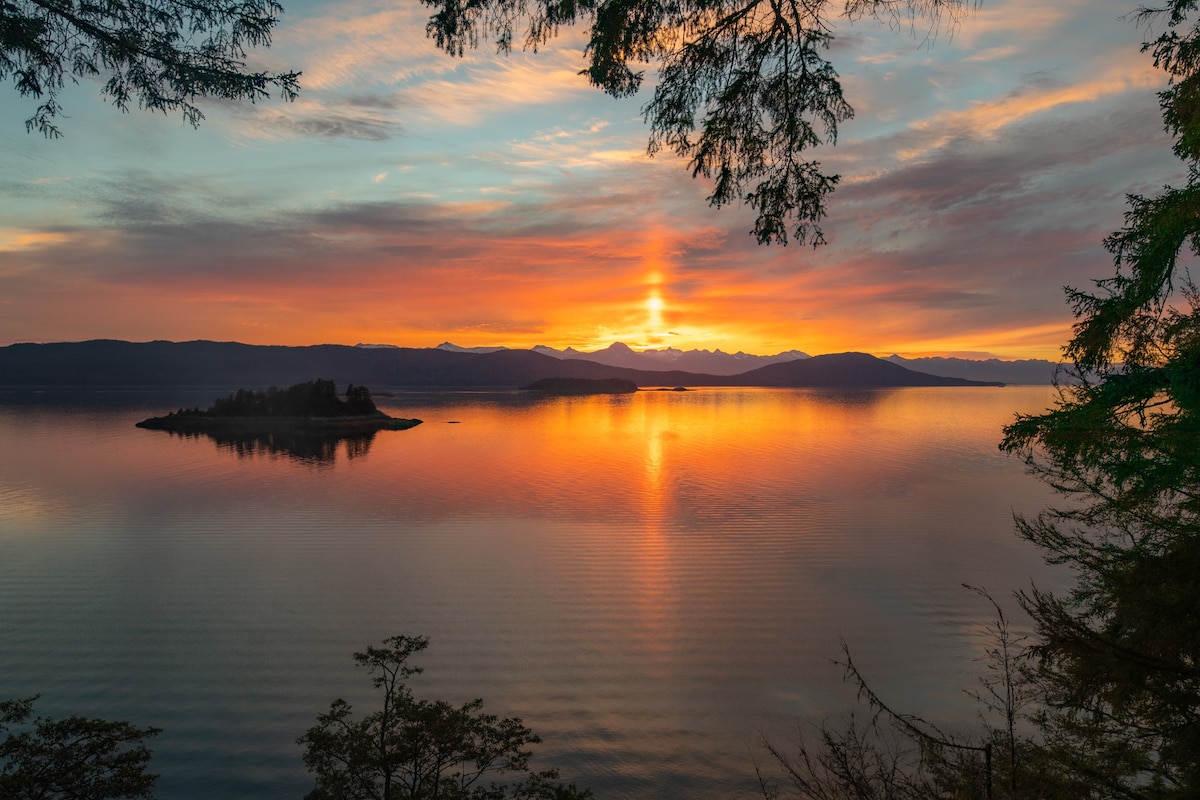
[0,337,1065,364]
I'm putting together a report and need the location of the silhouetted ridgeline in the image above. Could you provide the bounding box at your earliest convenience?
[736,352,1003,387]
[885,354,1067,385]
[0,340,1003,390]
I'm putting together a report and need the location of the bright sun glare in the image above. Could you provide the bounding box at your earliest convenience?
[646,293,666,334]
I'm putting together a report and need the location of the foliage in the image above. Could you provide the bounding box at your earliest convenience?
[0,695,160,800]
[0,0,300,137]
[754,589,1035,800]
[995,2,1200,795]
[172,379,380,418]
[757,3,1200,789]
[298,635,592,800]
[753,714,933,800]
[421,0,976,245]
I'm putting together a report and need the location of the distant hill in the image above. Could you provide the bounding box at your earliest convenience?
[737,353,1002,387]
[0,340,693,390]
[885,355,1066,385]
[0,340,1003,391]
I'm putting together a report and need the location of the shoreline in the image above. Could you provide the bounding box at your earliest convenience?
[135,414,423,432]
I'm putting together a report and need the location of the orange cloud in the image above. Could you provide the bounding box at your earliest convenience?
[896,63,1164,161]
[0,230,72,253]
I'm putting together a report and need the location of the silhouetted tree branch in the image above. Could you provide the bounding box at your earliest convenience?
[992,5,1200,795]
[422,0,978,245]
[0,695,160,800]
[0,0,300,137]
[755,589,1034,800]
[298,635,593,800]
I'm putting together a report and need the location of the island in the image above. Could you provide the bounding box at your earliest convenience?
[136,379,422,433]
[520,377,639,395]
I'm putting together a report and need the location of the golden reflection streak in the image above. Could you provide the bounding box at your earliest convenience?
[632,395,675,671]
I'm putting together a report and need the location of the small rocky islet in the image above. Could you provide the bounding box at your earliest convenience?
[520,377,639,395]
[136,379,422,433]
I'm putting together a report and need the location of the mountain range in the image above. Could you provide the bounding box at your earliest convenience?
[0,340,1030,390]
[364,340,817,375]
[528,341,812,375]
[426,341,1063,383]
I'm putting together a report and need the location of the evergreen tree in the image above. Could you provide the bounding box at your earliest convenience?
[1,0,300,137]
[759,2,1200,796]
[0,696,160,800]
[298,635,592,800]
[998,2,1200,795]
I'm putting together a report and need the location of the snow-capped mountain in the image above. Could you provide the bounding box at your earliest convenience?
[433,342,510,354]
[531,342,811,376]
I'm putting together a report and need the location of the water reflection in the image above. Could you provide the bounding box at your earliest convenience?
[0,386,1070,800]
[159,428,379,463]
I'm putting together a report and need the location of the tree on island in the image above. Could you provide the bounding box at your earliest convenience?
[176,379,381,419]
[298,635,592,800]
[0,696,160,800]
[1,0,300,137]
[139,379,421,435]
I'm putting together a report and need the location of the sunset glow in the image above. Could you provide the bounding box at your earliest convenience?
[0,0,1179,360]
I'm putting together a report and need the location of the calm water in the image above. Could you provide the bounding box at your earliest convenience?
[0,386,1067,799]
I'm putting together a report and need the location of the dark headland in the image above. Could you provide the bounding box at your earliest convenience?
[135,379,422,433]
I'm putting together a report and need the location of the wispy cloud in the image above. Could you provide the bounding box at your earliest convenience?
[0,0,1185,359]
[256,108,400,141]
[893,63,1163,161]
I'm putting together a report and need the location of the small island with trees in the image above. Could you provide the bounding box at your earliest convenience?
[520,377,638,395]
[136,379,422,433]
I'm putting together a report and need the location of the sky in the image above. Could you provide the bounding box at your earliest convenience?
[0,0,1186,359]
